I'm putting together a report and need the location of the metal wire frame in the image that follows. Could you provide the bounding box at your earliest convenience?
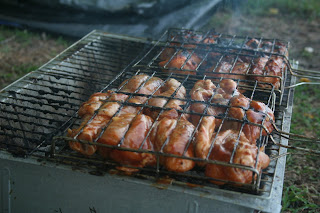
[0,30,293,198]
[0,30,153,156]
[49,67,278,194]
[132,28,290,105]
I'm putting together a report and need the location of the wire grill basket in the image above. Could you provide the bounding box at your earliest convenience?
[0,30,297,205]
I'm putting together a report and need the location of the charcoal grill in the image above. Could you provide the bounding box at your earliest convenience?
[0,30,297,213]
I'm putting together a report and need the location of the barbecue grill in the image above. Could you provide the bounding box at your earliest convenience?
[0,30,298,213]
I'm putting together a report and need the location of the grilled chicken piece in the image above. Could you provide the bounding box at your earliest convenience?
[193,116,216,166]
[98,114,156,172]
[68,91,121,155]
[97,113,135,158]
[246,39,287,89]
[120,74,163,103]
[158,31,218,73]
[190,79,239,127]
[204,54,250,92]
[250,56,286,89]
[246,38,288,57]
[170,30,218,46]
[78,92,110,117]
[144,78,188,120]
[68,74,162,156]
[150,110,196,172]
[206,59,250,81]
[224,94,275,142]
[205,130,270,185]
[135,76,163,102]
[159,50,202,75]
[119,74,149,92]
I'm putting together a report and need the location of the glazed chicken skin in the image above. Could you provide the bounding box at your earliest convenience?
[190,79,239,128]
[204,130,270,185]
[246,38,288,57]
[144,78,187,120]
[150,109,196,172]
[158,31,215,73]
[69,73,273,180]
[68,74,163,156]
[246,39,287,89]
[250,56,286,89]
[68,90,120,156]
[193,116,216,166]
[225,94,275,142]
[68,92,138,155]
[158,30,219,74]
[119,74,164,103]
[206,59,250,93]
[98,113,156,172]
[160,30,217,59]
[158,32,288,90]
[159,50,202,75]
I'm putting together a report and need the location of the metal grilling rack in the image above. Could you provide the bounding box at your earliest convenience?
[0,30,296,213]
[133,28,292,104]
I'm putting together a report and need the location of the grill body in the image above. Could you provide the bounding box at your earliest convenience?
[0,30,295,213]
[0,148,288,213]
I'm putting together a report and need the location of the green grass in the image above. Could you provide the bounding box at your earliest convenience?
[291,85,320,138]
[239,0,320,20]
[0,26,70,48]
[282,185,319,212]
[0,26,38,45]
[284,84,320,212]
[0,64,39,86]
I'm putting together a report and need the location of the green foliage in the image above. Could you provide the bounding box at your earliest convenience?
[282,185,319,212]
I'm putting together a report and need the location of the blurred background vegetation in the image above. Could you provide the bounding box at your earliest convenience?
[0,0,319,212]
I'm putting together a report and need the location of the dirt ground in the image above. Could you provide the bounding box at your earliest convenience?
[0,29,70,88]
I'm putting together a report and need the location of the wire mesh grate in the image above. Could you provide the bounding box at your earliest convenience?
[0,30,295,199]
[132,28,290,105]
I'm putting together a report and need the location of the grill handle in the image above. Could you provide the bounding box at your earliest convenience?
[286,62,320,88]
[270,130,320,155]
